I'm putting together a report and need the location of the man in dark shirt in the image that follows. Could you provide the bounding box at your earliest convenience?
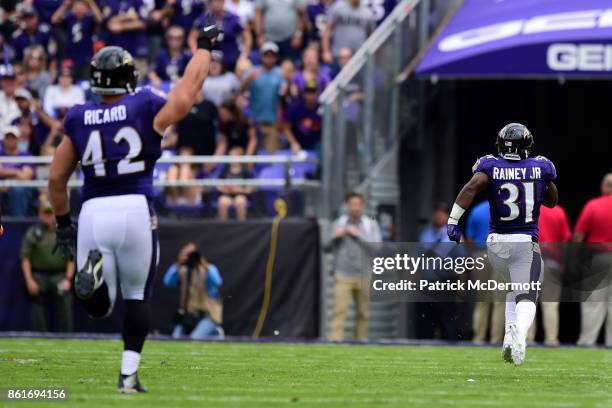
[11,7,58,62]
[283,80,321,155]
[51,0,103,78]
[175,93,218,157]
[102,0,148,60]
[166,93,218,205]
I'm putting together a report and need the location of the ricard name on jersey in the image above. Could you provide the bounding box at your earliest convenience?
[83,105,128,126]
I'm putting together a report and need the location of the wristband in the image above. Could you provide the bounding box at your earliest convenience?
[56,213,72,228]
[448,203,465,225]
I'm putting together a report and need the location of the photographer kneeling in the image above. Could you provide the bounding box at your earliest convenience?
[163,243,224,338]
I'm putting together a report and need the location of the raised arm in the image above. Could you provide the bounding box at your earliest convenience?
[321,21,333,64]
[240,28,253,60]
[51,0,70,26]
[86,0,104,24]
[447,172,489,242]
[153,23,221,134]
[254,7,265,47]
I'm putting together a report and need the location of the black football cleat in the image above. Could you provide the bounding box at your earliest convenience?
[117,371,148,393]
[75,249,104,299]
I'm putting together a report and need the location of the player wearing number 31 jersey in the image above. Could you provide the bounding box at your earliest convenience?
[447,123,558,366]
[48,21,223,393]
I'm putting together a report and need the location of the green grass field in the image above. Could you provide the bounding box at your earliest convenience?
[0,338,610,408]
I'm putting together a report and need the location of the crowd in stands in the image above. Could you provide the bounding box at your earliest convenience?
[0,0,397,218]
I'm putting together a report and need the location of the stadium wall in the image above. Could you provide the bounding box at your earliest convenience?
[0,218,321,338]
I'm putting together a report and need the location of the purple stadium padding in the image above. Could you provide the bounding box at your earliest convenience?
[256,150,317,185]
[153,149,175,197]
[258,163,293,215]
[416,0,612,78]
[257,164,287,193]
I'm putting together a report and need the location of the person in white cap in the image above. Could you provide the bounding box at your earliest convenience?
[240,41,283,151]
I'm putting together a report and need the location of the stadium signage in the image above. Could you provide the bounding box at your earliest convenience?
[547,43,612,71]
[439,9,612,52]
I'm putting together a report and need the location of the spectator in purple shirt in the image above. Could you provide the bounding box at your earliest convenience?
[305,0,333,43]
[293,45,330,94]
[148,25,192,86]
[0,126,35,215]
[103,0,149,61]
[33,0,64,24]
[189,0,251,71]
[51,0,103,79]
[0,34,17,65]
[11,6,58,64]
[282,80,321,155]
[170,0,205,34]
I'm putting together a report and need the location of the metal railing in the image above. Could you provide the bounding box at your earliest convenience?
[319,0,423,219]
[0,154,317,165]
[0,154,321,213]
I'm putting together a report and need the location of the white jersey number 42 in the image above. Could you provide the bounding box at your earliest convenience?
[81,127,145,177]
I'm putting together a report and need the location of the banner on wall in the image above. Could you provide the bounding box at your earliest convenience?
[416,0,612,78]
[0,218,320,338]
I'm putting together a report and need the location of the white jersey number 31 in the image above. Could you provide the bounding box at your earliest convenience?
[499,182,535,223]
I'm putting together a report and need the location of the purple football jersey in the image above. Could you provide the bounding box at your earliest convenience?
[171,0,205,33]
[33,0,63,24]
[11,24,57,61]
[62,13,96,66]
[473,154,557,241]
[102,0,148,58]
[63,88,167,202]
[153,49,192,81]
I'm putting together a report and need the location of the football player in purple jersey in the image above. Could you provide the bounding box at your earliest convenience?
[47,21,222,392]
[447,123,558,365]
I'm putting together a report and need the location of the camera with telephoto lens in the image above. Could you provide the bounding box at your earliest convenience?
[173,250,204,333]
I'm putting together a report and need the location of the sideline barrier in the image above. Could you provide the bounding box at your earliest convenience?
[0,218,320,337]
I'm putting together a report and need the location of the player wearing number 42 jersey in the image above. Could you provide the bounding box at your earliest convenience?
[447,123,558,366]
[47,22,223,393]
